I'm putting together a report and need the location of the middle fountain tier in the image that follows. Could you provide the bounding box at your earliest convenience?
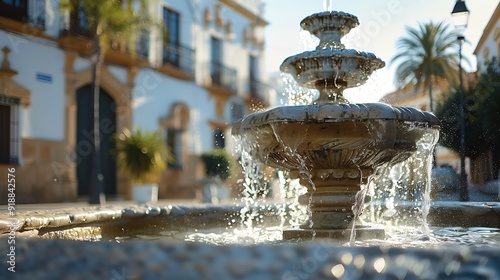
[233,11,439,240]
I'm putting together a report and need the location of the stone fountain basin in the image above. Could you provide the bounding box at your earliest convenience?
[1,202,500,279]
[233,103,439,174]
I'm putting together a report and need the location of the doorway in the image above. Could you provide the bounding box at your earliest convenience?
[76,85,117,196]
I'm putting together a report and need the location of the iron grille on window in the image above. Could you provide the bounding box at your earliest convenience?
[0,0,46,29]
[0,96,19,164]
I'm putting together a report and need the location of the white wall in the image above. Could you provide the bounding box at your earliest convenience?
[133,0,270,154]
[132,68,217,153]
[0,30,65,141]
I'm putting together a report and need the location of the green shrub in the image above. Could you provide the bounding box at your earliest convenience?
[201,149,233,180]
[113,127,172,184]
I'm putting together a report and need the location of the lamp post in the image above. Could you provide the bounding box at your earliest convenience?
[451,0,470,201]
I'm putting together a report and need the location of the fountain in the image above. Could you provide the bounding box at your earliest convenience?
[3,6,500,280]
[233,10,439,240]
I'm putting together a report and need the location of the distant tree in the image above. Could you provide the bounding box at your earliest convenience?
[436,58,500,179]
[391,21,460,112]
[60,0,155,204]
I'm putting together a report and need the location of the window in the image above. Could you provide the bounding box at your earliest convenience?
[0,96,19,164]
[495,28,500,60]
[249,55,259,82]
[163,7,180,66]
[214,128,225,149]
[0,0,27,22]
[483,48,490,65]
[211,37,222,84]
[249,55,260,98]
[77,4,88,29]
[166,128,182,168]
[66,2,91,37]
[136,30,150,57]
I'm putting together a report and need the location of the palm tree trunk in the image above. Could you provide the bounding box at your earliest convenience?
[89,35,106,204]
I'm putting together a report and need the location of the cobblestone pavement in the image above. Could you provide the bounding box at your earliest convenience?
[1,237,500,279]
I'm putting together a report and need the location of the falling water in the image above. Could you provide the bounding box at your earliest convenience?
[367,128,440,237]
[348,120,382,245]
[417,130,440,236]
[277,170,308,229]
[323,0,334,11]
[269,122,318,235]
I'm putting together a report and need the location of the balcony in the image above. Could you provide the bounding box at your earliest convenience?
[59,20,149,67]
[0,0,46,35]
[206,61,237,92]
[203,61,237,118]
[246,79,271,109]
[159,43,195,80]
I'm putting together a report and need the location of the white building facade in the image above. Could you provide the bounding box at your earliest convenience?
[0,0,270,203]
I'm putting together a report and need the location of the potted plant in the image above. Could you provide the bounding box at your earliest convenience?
[114,127,171,203]
[200,149,233,203]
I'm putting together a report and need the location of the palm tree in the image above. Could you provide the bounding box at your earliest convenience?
[60,0,154,204]
[391,21,460,112]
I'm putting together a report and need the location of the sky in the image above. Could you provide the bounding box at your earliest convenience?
[264,0,498,103]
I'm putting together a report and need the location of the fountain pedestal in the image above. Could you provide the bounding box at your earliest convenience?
[233,11,439,241]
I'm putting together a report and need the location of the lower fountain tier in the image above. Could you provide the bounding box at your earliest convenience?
[234,103,439,173]
[233,103,439,234]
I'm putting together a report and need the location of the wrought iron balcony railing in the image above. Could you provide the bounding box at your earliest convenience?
[0,0,46,29]
[59,19,92,38]
[207,61,237,92]
[248,79,271,103]
[163,43,195,76]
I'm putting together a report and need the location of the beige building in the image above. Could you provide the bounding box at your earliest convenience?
[474,3,500,71]
[382,83,461,170]
[383,3,500,181]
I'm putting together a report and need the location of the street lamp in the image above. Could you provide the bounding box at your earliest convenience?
[451,0,470,201]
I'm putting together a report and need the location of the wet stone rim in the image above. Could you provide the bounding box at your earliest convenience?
[233,103,440,131]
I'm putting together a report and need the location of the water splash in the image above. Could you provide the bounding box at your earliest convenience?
[277,170,308,229]
[269,122,317,234]
[238,144,269,230]
[367,129,440,237]
[280,73,316,106]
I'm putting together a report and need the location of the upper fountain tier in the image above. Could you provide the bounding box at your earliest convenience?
[280,11,385,103]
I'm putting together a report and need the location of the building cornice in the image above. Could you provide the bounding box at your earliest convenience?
[219,0,268,26]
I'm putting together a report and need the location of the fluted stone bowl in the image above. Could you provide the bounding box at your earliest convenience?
[301,11,359,49]
[280,49,385,90]
[233,103,439,182]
